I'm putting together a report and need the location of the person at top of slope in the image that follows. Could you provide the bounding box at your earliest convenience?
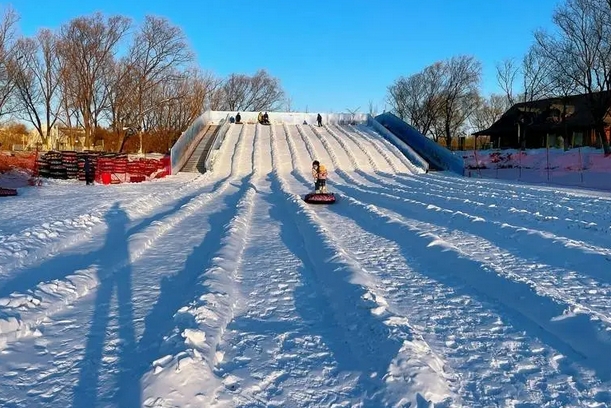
[312,160,328,193]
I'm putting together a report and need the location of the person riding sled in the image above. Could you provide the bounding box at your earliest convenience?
[311,160,328,193]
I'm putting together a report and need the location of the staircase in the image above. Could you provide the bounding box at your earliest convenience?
[181,125,219,173]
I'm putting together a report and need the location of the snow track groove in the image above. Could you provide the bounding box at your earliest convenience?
[330,124,396,174]
[352,124,423,173]
[343,124,411,174]
[336,193,611,373]
[142,123,264,407]
[387,172,611,237]
[268,124,456,407]
[313,125,411,189]
[307,146,611,346]
[345,163,611,251]
[296,128,611,284]
[208,124,361,407]
[141,185,257,408]
[422,171,611,214]
[285,123,611,405]
[0,124,256,407]
[328,175,611,284]
[317,199,606,406]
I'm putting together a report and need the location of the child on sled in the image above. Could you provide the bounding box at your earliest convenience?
[311,160,328,193]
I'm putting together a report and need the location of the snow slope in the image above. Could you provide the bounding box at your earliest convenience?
[1,122,611,407]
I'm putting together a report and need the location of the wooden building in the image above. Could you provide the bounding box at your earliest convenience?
[473,92,611,149]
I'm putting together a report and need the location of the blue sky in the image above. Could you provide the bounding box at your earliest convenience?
[7,0,560,113]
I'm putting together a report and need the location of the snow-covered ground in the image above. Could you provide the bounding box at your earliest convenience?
[1,123,611,407]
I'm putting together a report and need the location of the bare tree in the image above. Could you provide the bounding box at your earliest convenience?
[535,0,611,153]
[120,15,193,152]
[214,69,285,111]
[105,59,138,151]
[496,59,519,106]
[0,6,18,119]
[471,94,511,132]
[496,46,554,107]
[144,67,215,132]
[284,96,293,112]
[522,47,555,102]
[56,13,131,147]
[436,55,482,148]
[387,62,445,136]
[11,30,62,147]
[368,99,378,116]
[387,56,482,146]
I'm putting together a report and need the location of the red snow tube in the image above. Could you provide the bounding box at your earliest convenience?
[0,188,18,197]
[303,192,336,204]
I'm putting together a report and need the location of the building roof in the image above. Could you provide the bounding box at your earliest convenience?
[473,91,611,136]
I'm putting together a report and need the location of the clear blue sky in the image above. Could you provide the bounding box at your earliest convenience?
[7,0,560,113]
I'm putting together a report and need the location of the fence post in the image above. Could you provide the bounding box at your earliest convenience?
[518,148,522,180]
[578,146,584,184]
[473,147,482,177]
[546,145,550,182]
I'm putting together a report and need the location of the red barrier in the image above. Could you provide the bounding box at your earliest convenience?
[101,173,111,184]
[37,151,172,184]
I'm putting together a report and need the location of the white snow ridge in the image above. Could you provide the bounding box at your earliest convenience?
[1,122,611,407]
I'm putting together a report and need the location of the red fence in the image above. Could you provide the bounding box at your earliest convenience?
[36,151,171,184]
[0,152,37,174]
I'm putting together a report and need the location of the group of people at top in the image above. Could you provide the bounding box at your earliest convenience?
[257,112,270,125]
[232,112,324,127]
[231,111,329,194]
[232,112,270,124]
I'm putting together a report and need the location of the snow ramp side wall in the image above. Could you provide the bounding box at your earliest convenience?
[204,118,233,171]
[366,114,429,173]
[170,111,228,174]
[375,112,465,175]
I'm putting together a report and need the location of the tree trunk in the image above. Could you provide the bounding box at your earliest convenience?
[562,102,569,151]
[118,130,131,153]
[595,123,611,155]
[444,121,452,150]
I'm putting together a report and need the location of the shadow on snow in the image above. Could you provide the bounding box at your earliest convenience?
[0,177,228,299]
[71,175,240,407]
[329,181,611,383]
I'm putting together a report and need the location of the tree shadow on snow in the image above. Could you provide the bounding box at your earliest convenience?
[266,173,404,407]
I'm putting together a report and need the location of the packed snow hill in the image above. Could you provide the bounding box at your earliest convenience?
[2,121,611,407]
